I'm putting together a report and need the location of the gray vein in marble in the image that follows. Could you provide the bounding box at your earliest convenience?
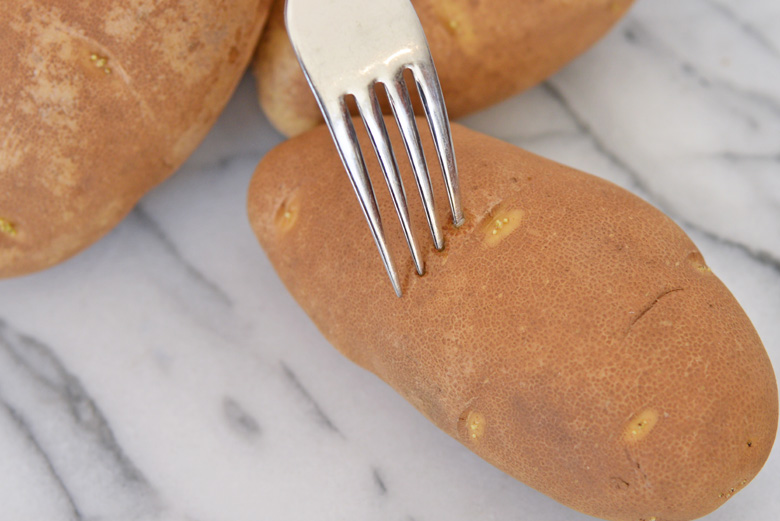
[679,61,780,124]
[706,0,780,58]
[514,129,582,145]
[0,320,152,487]
[280,362,343,436]
[183,150,268,177]
[372,467,388,495]
[622,26,640,45]
[720,151,780,164]
[222,396,261,440]
[131,205,233,308]
[628,18,780,121]
[0,319,161,518]
[541,80,780,274]
[0,400,83,521]
[212,151,265,174]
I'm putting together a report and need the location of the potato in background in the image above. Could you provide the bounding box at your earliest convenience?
[253,0,635,137]
[0,0,273,278]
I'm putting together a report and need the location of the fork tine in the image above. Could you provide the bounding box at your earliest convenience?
[321,98,403,296]
[409,61,465,227]
[385,73,445,250]
[355,87,425,276]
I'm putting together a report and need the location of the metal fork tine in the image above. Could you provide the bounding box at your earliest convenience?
[409,62,465,227]
[286,0,464,295]
[355,87,425,276]
[321,98,403,297]
[385,73,445,251]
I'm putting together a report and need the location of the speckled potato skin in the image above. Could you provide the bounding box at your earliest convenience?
[247,118,778,521]
[252,0,634,137]
[0,0,272,278]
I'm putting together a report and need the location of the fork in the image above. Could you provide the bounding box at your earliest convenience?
[285,0,464,297]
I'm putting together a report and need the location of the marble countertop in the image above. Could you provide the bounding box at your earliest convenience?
[1,0,778,519]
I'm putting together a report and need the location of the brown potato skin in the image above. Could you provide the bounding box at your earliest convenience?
[0,0,273,278]
[247,118,778,521]
[252,0,635,137]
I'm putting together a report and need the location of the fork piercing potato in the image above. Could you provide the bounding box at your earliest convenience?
[0,0,272,278]
[248,117,778,521]
[252,0,635,136]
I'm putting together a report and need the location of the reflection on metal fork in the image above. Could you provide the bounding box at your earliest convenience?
[286,0,464,296]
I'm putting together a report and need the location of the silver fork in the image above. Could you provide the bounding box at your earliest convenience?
[285,0,464,297]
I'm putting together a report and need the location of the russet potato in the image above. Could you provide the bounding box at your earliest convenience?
[252,0,635,137]
[0,0,273,278]
[247,117,778,521]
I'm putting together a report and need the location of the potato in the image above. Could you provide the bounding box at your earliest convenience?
[247,117,778,521]
[0,0,273,278]
[252,0,634,137]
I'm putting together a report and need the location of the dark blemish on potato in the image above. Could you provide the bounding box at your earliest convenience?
[610,476,630,490]
[228,45,240,63]
[188,39,203,52]
[747,440,753,448]
[0,218,18,236]
[627,288,683,335]
[624,449,649,482]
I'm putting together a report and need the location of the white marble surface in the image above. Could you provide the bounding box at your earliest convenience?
[1,0,779,519]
